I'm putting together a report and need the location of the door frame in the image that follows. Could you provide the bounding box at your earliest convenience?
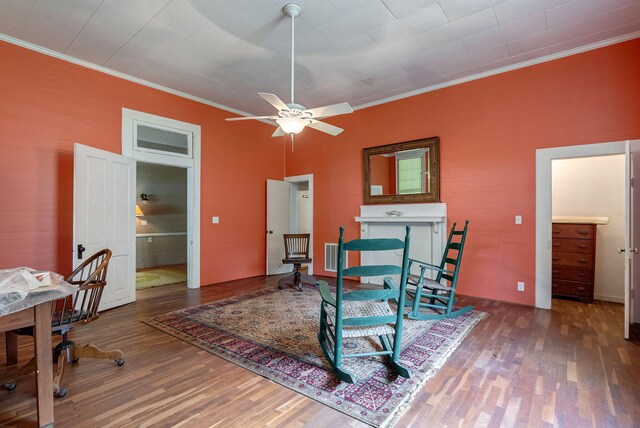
[535,140,626,309]
[122,108,201,289]
[285,174,314,275]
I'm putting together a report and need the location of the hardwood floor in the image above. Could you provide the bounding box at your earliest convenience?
[1,276,639,427]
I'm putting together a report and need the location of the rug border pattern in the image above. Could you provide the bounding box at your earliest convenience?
[142,287,485,427]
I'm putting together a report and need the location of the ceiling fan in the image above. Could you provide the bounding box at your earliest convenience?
[225,3,353,140]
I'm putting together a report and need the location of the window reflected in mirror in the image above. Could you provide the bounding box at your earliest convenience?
[363,137,439,204]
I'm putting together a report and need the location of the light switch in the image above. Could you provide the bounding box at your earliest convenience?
[141,220,147,226]
[515,215,522,225]
[212,216,220,224]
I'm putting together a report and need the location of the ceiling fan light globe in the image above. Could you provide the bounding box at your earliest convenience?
[276,117,308,135]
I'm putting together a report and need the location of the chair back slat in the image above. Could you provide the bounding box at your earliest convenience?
[336,226,411,305]
[283,234,310,259]
[343,265,402,278]
[52,249,112,327]
[343,238,404,252]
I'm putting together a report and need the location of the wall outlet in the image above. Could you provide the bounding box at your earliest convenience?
[141,219,147,226]
[515,215,522,224]
[517,281,525,292]
[212,216,220,224]
[148,237,153,243]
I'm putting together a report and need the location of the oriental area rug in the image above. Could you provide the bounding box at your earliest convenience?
[143,287,485,427]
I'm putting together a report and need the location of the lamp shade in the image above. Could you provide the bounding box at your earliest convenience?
[276,117,309,135]
[135,205,144,217]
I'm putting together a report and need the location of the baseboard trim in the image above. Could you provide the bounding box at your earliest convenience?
[594,294,624,304]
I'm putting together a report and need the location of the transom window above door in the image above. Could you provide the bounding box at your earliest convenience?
[134,121,192,158]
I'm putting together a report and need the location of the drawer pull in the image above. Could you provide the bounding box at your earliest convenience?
[576,286,586,291]
[552,257,559,261]
[552,243,560,247]
[577,229,589,235]
[552,229,560,234]
[578,244,588,249]
[552,283,558,288]
[578,259,587,264]
[552,270,559,274]
[577,273,587,277]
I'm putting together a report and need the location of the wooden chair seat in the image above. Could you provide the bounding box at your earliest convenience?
[324,299,396,338]
[407,275,451,292]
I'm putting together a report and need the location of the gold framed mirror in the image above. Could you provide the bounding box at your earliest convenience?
[362,137,440,204]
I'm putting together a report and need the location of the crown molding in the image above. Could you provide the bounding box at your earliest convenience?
[353,32,640,111]
[1,31,638,117]
[0,33,253,118]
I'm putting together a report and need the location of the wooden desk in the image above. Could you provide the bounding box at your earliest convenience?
[2,302,54,428]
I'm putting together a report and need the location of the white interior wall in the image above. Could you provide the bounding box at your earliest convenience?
[296,190,311,234]
[136,162,188,269]
[290,182,310,233]
[552,155,625,302]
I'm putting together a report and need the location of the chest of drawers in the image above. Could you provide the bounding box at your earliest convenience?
[551,222,597,303]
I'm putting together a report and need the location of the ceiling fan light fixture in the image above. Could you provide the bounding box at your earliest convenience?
[224,3,352,139]
[276,117,308,135]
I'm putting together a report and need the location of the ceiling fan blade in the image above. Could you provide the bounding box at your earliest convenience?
[225,115,278,121]
[304,102,353,119]
[258,93,290,111]
[272,127,286,137]
[307,120,343,136]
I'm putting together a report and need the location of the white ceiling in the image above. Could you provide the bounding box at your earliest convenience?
[1,0,639,116]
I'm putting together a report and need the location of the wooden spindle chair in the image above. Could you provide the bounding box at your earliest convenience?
[4,249,124,398]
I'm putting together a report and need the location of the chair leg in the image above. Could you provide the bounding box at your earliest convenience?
[379,333,411,380]
[53,351,67,398]
[408,288,474,320]
[293,270,302,291]
[278,263,316,291]
[71,343,124,365]
[409,284,424,319]
[317,306,357,383]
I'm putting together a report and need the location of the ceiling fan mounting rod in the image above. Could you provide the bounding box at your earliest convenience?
[283,3,301,104]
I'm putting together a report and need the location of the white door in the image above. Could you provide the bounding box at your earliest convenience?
[266,179,291,275]
[624,140,640,338]
[74,144,136,311]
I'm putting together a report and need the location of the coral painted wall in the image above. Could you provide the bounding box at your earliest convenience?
[1,37,638,305]
[285,39,640,305]
[0,40,281,285]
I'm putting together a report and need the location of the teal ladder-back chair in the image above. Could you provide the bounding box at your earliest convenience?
[405,220,472,320]
[317,226,411,383]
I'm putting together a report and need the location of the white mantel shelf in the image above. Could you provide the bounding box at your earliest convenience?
[355,203,447,225]
[355,216,445,223]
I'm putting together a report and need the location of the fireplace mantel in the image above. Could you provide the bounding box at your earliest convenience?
[356,203,446,228]
[354,203,447,284]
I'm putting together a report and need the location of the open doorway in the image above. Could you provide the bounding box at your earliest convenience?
[135,162,188,291]
[266,174,314,276]
[122,108,201,291]
[551,155,625,304]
